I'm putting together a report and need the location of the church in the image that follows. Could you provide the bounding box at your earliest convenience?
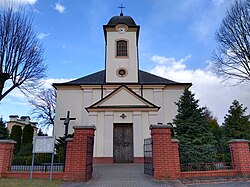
[53,11,191,163]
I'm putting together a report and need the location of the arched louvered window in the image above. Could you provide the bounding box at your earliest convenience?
[116,40,127,56]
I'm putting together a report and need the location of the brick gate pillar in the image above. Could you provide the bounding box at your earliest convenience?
[228,139,250,175]
[150,124,180,180]
[63,125,96,182]
[0,140,16,177]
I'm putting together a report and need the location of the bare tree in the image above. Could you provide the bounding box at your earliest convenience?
[213,0,250,83]
[28,88,56,131]
[0,7,46,101]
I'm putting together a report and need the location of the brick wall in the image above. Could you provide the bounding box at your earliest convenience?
[5,172,63,179]
[63,126,96,182]
[179,139,250,179]
[1,126,250,182]
[180,170,238,178]
[150,124,180,180]
[0,125,97,182]
[149,125,250,180]
[229,139,250,175]
[0,139,64,180]
[0,140,16,177]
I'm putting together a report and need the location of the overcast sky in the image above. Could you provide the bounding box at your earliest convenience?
[0,0,249,126]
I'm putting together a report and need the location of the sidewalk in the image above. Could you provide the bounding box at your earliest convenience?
[187,181,250,187]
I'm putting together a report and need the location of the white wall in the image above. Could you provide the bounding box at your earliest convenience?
[106,31,138,83]
[163,88,184,123]
[54,89,83,137]
[54,85,185,157]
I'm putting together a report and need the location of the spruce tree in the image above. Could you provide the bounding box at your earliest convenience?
[222,100,250,140]
[204,108,228,161]
[174,88,216,165]
[10,125,22,155]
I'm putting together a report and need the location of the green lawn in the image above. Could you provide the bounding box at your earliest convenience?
[0,178,64,187]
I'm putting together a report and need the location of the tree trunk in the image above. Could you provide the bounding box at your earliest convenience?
[0,73,10,100]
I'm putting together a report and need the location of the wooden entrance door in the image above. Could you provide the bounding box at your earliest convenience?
[113,124,133,163]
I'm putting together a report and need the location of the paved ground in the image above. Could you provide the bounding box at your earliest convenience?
[60,164,250,187]
[60,163,185,187]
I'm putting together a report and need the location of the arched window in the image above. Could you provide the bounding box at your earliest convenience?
[116,40,127,56]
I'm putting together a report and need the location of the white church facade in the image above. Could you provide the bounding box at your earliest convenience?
[53,13,191,163]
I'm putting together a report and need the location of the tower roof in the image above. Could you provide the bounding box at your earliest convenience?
[107,15,137,27]
[103,14,140,44]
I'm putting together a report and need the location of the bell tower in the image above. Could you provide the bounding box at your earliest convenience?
[103,11,140,83]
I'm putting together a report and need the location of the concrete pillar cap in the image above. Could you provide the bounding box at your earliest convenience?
[73,125,96,130]
[0,139,16,144]
[228,139,249,143]
[65,138,74,142]
[149,124,172,130]
[171,139,179,143]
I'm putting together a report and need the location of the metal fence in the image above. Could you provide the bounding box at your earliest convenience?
[144,138,154,176]
[11,163,64,172]
[11,152,64,172]
[180,162,234,172]
[179,145,232,172]
[85,136,94,180]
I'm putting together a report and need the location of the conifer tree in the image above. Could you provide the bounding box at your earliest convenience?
[21,124,34,145]
[10,125,22,155]
[204,108,222,148]
[222,100,250,140]
[204,108,229,161]
[20,124,34,155]
[174,88,216,164]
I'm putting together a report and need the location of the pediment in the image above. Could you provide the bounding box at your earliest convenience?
[86,85,159,112]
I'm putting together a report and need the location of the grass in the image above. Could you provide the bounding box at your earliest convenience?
[0,178,64,187]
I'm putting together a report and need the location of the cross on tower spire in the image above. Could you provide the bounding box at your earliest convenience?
[118,3,125,16]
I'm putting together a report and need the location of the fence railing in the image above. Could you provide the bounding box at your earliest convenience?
[85,136,94,180]
[179,143,233,172]
[144,138,154,176]
[11,163,64,172]
[180,162,234,172]
[11,151,64,172]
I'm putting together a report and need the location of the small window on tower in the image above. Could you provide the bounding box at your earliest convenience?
[116,40,127,56]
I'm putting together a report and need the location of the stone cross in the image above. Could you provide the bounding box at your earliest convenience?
[60,111,76,139]
[60,111,76,172]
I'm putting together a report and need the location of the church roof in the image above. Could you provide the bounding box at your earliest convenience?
[53,70,191,86]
